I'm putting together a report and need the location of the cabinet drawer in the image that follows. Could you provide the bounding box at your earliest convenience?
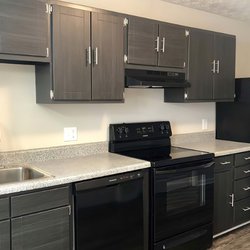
[11,186,70,217]
[215,155,234,173]
[234,197,250,226]
[235,164,250,180]
[234,177,250,201]
[0,198,10,221]
[235,152,250,166]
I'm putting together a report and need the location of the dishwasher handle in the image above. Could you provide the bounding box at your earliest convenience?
[74,170,144,192]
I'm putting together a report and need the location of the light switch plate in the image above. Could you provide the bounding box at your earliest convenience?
[64,127,78,142]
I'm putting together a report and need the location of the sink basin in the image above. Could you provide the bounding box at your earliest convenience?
[0,166,52,184]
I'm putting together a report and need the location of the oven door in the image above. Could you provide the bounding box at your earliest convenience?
[153,160,214,242]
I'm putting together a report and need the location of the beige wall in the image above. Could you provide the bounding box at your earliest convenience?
[0,0,249,152]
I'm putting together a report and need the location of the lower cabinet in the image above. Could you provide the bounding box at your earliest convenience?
[0,185,72,250]
[12,207,70,250]
[213,158,234,234]
[214,152,250,235]
[0,220,10,250]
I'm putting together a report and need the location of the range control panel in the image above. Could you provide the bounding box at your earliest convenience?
[109,121,172,142]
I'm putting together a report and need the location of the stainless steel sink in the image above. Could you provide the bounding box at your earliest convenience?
[0,166,52,184]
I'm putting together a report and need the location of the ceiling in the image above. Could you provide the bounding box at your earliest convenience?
[162,0,250,23]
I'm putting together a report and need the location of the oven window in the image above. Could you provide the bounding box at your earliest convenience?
[166,172,206,215]
[154,163,214,241]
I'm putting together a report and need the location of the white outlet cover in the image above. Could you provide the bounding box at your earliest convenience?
[202,119,208,130]
[64,127,78,142]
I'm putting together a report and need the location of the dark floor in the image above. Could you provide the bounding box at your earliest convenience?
[211,225,250,249]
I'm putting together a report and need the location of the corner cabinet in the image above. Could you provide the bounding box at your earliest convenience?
[36,4,124,103]
[125,16,189,69]
[0,0,50,63]
[164,29,236,102]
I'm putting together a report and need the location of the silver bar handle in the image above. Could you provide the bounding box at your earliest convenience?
[155,36,160,52]
[87,46,92,65]
[220,161,231,165]
[216,60,220,73]
[229,194,234,207]
[94,47,98,65]
[244,170,250,174]
[244,157,250,160]
[242,207,250,212]
[243,187,250,191]
[161,37,166,53]
[211,60,216,73]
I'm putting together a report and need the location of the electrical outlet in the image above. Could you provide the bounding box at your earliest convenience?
[64,127,78,142]
[202,119,208,130]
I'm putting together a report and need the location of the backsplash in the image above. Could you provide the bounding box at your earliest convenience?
[0,132,214,166]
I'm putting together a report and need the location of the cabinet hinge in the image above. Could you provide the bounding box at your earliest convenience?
[123,18,129,27]
[184,92,188,100]
[46,3,52,14]
[124,54,128,63]
[185,30,190,37]
[50,90,54,100]
[68,205,72,216]
[46,47,49,57]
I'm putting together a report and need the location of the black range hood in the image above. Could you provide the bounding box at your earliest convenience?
[125,68,190,88]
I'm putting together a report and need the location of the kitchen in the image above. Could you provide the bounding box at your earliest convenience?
[0,0,250,249]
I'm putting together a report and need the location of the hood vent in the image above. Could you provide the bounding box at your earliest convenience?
[125,69,190,88]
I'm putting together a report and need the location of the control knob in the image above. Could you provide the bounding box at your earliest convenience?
[124,127,129,135]
[116,127,123,135]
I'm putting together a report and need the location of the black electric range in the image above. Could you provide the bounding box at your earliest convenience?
[109,121,214,250]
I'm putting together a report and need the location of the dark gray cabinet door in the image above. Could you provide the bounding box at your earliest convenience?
[187,28,214,100]
[12,206,70,250]
[52,5,91,100]
[92,12,124,101]
[0,0,49,57]
[0,220,10,250]
[213,33,236,100]
[0,197,9,220]
[127,16,158,66]
[158,24,188,68]
[214,168,234,234]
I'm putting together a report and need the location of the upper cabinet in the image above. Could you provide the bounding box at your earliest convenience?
[0,1,236,104]
[213,33,236,100]
[36,4,124,103]
[0,0,50,63]
[164,28,236,102]
[125,16,189,69]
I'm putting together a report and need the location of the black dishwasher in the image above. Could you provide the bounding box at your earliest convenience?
[74,169,149,250]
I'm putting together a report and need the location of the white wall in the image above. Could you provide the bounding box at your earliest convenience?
[0,0,250,152]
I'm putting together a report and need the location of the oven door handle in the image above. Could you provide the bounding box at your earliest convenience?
[155,161,214,175]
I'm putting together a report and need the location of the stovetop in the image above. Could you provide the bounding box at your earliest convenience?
[109,121,214,167]
[117,146,213,167]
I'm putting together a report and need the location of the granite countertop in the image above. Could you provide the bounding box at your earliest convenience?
[0,153,150,196]
[2,131,250,196]
[173,137,250,157]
